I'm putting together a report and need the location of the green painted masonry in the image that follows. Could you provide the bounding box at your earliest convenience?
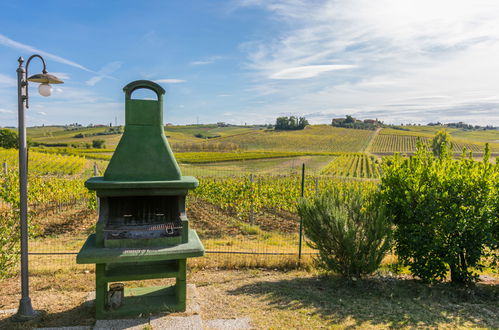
[77,80,204,319]
[105,80,181,182]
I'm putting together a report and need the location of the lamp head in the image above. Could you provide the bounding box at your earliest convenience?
[27,72,64,97]
[27,72,64,84]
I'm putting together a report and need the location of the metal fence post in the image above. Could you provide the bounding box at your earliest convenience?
[298,163,305,261]
[3,161,7,175]
[249,173,254,225]
[315,177,319,197]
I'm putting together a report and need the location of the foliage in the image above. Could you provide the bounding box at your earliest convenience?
[1,170,93,209]
[275,116,309,130]
[0,147,86,175]
[0,128,18,149]
[194,174,377,219]
[92,139,106,149]
[431,128,452,157]
[331,116,381,130]
[371,133,490,154]
[297,185,392,278]
[0,209,19,279]
[380,141,498,284]
[31,148,369,164]
[320,154,381,178]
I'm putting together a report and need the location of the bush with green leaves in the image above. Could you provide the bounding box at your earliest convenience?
[431,128,452,157]
[298,185,392,279]
[380,141,498,284]
[0,210,20,279]
[0,128,18,149]
[92,139,106,149]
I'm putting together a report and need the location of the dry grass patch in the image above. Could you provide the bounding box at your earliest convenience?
[0,269,497,329]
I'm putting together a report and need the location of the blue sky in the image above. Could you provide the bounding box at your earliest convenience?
[1,0,498,127]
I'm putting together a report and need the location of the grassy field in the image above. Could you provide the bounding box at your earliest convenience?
[28,124,499,155]
[381,126,499,142]
[28,124,376,152]
[28,124,261,149]
[214,125,376,152]
[18,123,498,180]
[1,199,496,329]
[371,131,499,154]
[1,267,497,329]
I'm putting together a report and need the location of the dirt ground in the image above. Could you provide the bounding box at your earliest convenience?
[0,269,498,329]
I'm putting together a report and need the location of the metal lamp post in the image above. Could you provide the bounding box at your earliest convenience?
[12,55,63,322]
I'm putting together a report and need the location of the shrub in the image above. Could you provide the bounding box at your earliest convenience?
[0,210,20,278]
[0,128,18,149]
[380,141,498,284]
[431,128,452,157]
[298,185,392,279]
[92,139,106,149]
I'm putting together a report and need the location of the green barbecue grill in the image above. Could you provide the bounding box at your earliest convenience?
[76,80,204,319]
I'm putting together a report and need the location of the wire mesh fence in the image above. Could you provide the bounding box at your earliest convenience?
[1,160,342,275]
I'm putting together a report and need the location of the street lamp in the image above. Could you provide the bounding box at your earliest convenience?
[12,55,63,322]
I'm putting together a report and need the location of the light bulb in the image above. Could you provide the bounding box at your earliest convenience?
[38,83,52,97]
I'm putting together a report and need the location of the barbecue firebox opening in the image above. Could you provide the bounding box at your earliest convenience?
[107,196,180,226]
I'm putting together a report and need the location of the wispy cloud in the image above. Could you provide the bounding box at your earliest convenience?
[270,64,355,79]
[190,56,223,66]
[0,73,16,86]
[155,79,186,84]
[86,61,122,86]
[50,72,70,80]
[37,111,47,115]
[0,34,93,72]
[0,108,13,113]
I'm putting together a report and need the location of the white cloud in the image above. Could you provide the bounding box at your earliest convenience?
[0,108,13,113]
[235,0,499,125]
[37,111,47,115]
[86,76,102,86]
[190,56,223,65]
[0,34,93,72]
[191,60,212,65]
[86,61,122,86]
[0,73,16,86]
[155,79,186,84]
[270,65,355,79]
[50,72,70,80]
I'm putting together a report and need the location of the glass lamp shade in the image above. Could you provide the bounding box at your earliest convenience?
[38,83,52,97]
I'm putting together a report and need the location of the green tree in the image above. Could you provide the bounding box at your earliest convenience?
[275,116,308,130]
[344,115,355,124]
[298,184,392,279]
[92,139,106,149]
[431,128,452,157]
[0,128,18,149]
[380,142,497,284]
[298,117,309,129]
